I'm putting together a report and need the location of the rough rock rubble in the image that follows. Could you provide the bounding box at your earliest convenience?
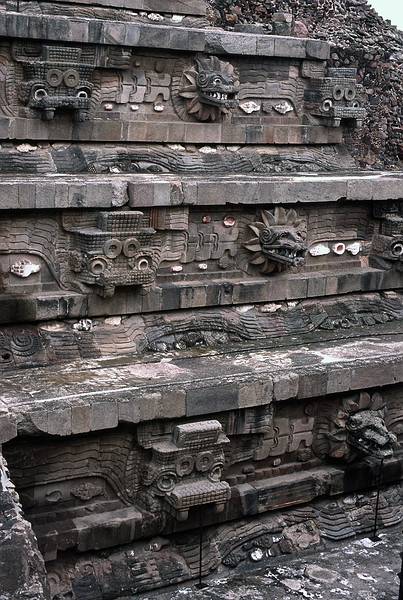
[209,0,403,170]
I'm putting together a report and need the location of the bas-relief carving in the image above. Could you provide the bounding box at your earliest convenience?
[44,483,403,598]
[243,207,307,274]
[4,2,209,27]
[174,54,239,122]
[9,42,132,122]
[0,144,356,175]
[43,481,403,598]
[0,41,366,131]
[371,201,403,270]
[311,391,398,462]
[0,291,401,370]
[0,201,387,302]
[304,67,367,128]
[138,420,231,521]
[3,388,402,563]
[68,211,160,297]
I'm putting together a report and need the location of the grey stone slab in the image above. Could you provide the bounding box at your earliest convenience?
[3,334,403,435]
[49,0,207,15]
[0,117,342,146]
[0,178,128,210]
[1,263,402,324]
[0,13,330,58]
[306,39,330,60]
[205,31,257,55]
[274,36,306,58]
[125,172,403,208]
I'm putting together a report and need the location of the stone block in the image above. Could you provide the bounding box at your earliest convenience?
[0,414,16,443]
[205,32,257,56]
[90,401,118,431]
[306,39,330,60]
[256,36,275,56]
[47,406,72,436]
[118,399,141,424]
[298,371,328,399]
[350,364,396,390]
[273,372,299,401]
[29,410,49,434]
[139,392,161,421]
[71,404,92,434]
[327,368,352,395]
[160,389,186,419]
[274,37,306,58]
[238,380,273,408]
[186,384,239,416]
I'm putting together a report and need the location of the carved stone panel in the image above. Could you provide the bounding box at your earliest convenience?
[0,40,355,144]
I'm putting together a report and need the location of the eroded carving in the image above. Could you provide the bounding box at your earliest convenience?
[175,55,239,121]
[244,207,307,273]
[306,67,366,127]
[372,202,403,269]
[138,420,231,521]
[312,392,397,461]
[69,211,160,297]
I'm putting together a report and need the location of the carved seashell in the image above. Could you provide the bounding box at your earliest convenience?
[10,260,40,278]
[153,103,165,112]
[250,548,264,562]
[16,144,37,153]
[309,243,330,257]
[171,265,183,273]
[147,12,164,21]
[346,241,361,255]
[198,263,208,271]
[73,319,93,332]
[332,242,346,255]
[199,146,217,154]
[223,215,236,228]
[274,100,294,115]
[239,101,261,114]
[103,103,114,111]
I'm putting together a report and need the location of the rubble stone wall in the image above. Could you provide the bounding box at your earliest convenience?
[209,0,403,169]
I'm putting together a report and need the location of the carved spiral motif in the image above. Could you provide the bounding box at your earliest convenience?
[10,332,41,356]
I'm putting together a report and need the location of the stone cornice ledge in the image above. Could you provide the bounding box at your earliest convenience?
[49,0,207,15]
[0,171,401,210]
[0,12,330,59]
[1,334,403,441]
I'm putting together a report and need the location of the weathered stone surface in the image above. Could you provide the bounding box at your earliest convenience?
[0,454,49,600]
[0,1,401,598]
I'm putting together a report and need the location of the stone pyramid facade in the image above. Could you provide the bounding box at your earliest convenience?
[0,1,402,598]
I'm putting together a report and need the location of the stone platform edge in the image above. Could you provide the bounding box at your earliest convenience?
[1,334,403,442]
[0,12,330,58]
[0,171,401,210]
[49,0,207,15]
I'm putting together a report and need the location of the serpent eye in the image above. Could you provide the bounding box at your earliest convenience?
[347,418,360,430]
[213,76,222,86]
[103,239,122,259]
